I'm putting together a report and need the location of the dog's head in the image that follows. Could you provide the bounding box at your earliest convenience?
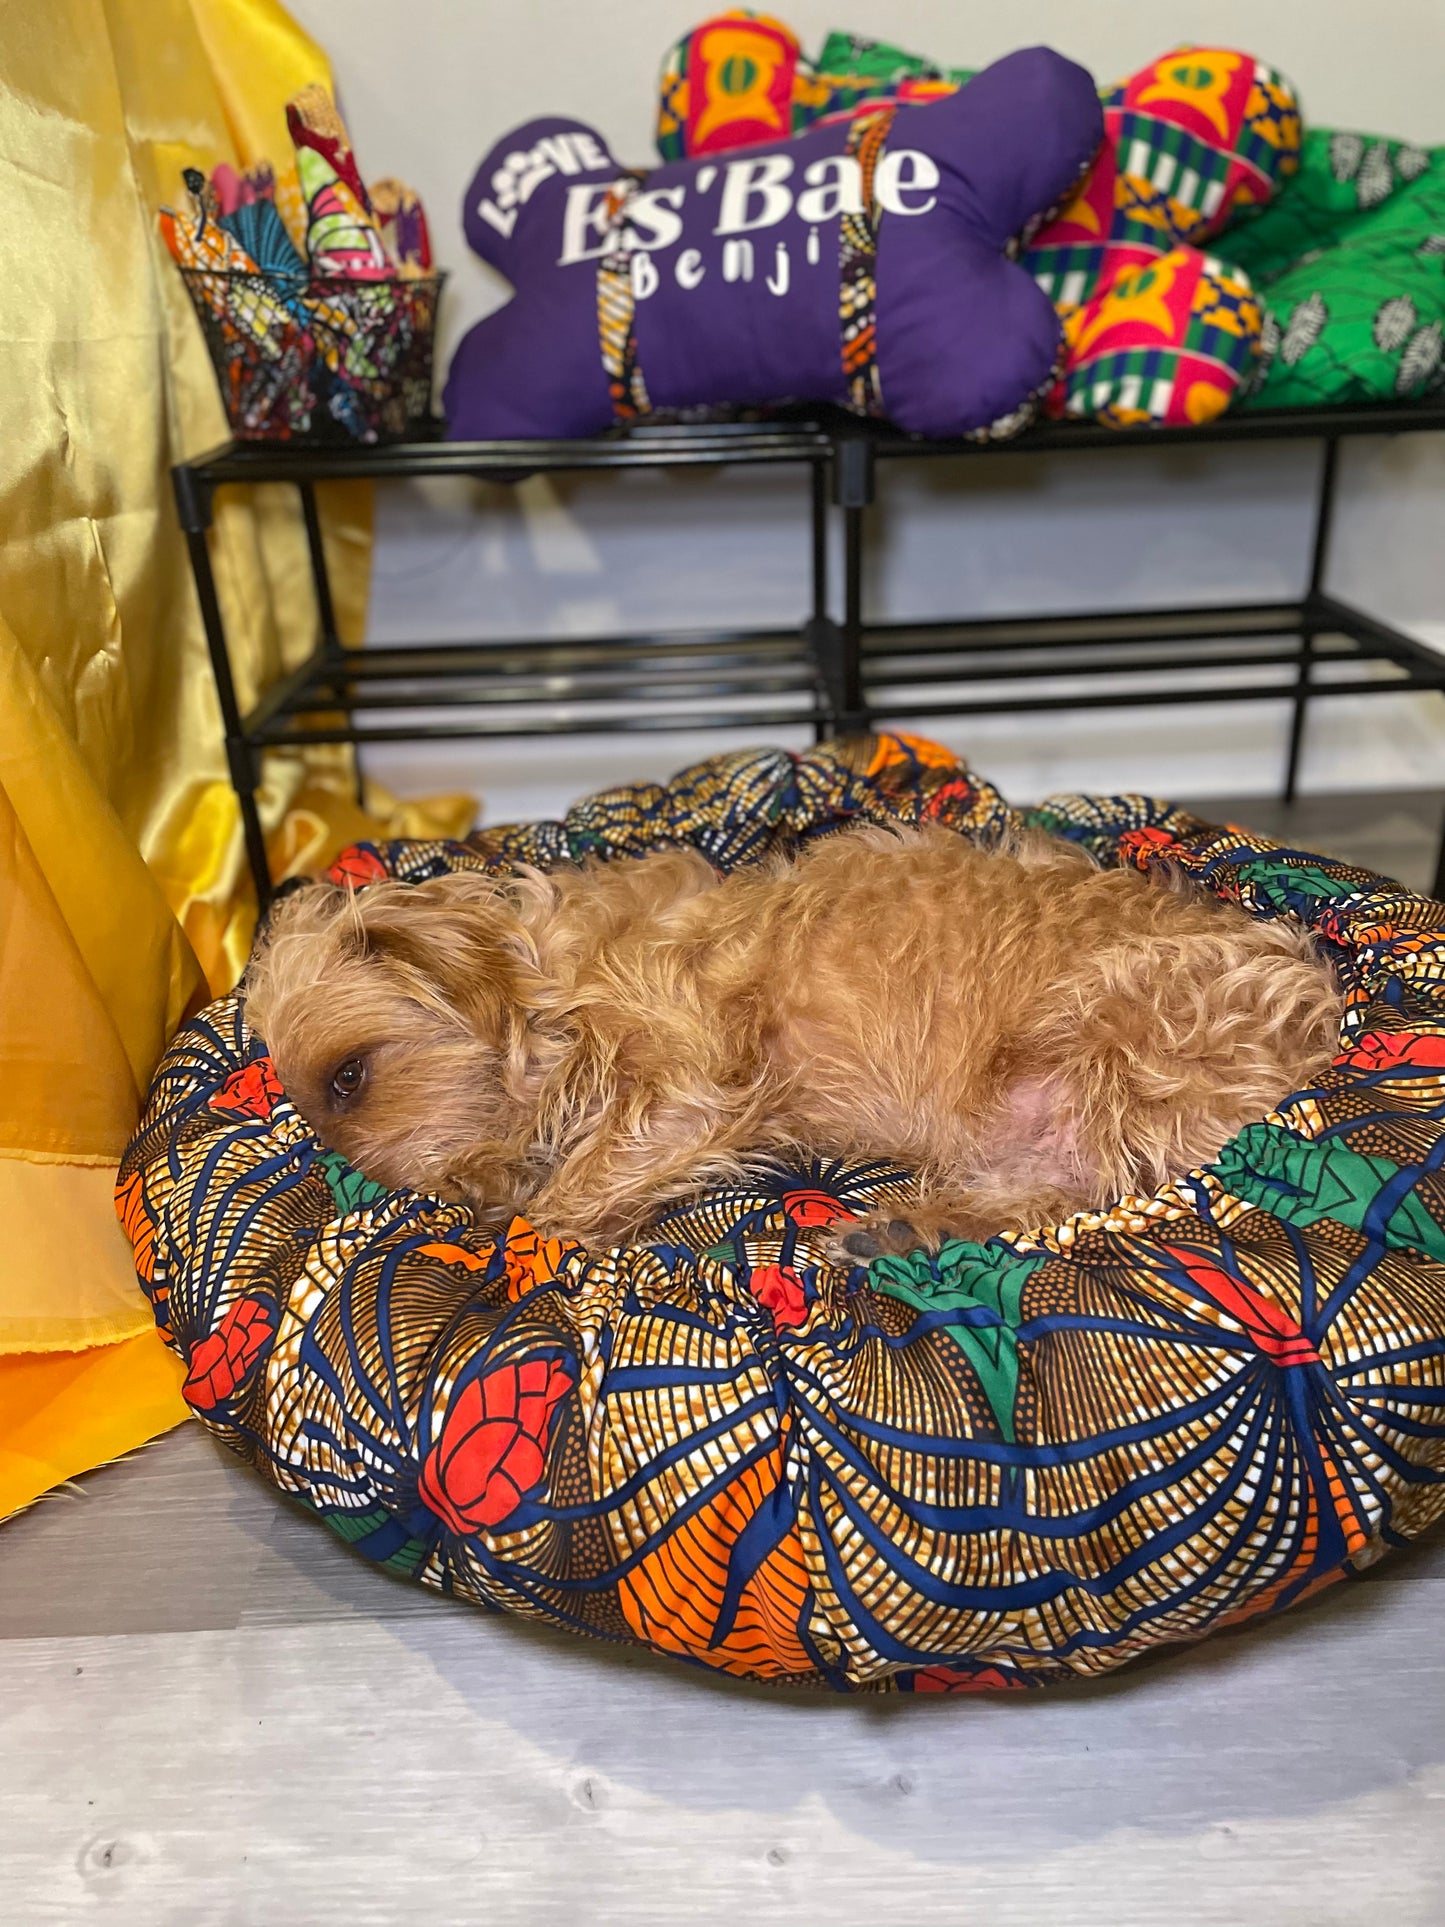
[242,872,551,1218]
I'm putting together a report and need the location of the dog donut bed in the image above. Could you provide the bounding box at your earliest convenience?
[117,734,1445,1693]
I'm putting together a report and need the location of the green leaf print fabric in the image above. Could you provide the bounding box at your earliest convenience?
[1224,127,1445,407]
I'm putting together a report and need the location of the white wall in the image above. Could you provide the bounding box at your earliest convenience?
[286,0,1445,821]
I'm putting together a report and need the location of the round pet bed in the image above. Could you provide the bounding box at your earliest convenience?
[117,734,1445,1692]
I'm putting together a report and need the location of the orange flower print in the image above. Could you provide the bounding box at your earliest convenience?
[502,1219,578,1301]
[208,1057,284,1120]
[182,1295,277,1410]
[907,1664,1030,1693]
[1162,1245,1319,1368]
[866,731,958,777]
[921,776,977,820]
[750,1263,808,1332]
[1118,825,1179,871]
[1337,1030,1445,1072]
[782,1188,850,1229]
[326,844,389,888]
[418,1356,573,1534]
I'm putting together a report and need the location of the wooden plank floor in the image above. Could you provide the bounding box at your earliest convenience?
[3,788,1443,1927]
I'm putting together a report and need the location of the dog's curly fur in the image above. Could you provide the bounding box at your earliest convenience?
[243,823,1344,1253]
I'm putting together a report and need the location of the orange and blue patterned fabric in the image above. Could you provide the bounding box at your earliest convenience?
[116,736,1445,1692]
[655,20,1302,427]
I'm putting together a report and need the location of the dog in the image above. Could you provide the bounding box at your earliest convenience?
[243,823,1344,1257]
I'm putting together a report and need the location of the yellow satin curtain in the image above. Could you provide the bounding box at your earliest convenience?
[0,0,474,1515]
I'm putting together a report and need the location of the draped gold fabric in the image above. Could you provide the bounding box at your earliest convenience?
[0,0,474,1515]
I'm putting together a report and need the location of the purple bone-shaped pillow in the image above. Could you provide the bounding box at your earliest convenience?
[444,47,1103,441]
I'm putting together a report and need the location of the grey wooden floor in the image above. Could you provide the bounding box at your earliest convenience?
[3,788,1444,1927]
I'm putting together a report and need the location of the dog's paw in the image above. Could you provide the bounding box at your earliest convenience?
[823,1210,960,1268]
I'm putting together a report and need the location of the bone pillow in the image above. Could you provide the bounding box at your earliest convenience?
[444,46,1104,440]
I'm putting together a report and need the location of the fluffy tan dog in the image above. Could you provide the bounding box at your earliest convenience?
[244,824,1343,1256]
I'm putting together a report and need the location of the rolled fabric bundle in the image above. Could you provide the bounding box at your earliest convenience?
[286,83,389,279]
[370,177,434,275]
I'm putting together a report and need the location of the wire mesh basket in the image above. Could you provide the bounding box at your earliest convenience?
[179,269,444,443]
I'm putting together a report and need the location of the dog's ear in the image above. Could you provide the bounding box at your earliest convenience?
[352,877,541,1040]
[243,878,351,991]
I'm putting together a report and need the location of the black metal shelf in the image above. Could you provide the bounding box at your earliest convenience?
[864,399,1445,456]
[177,400,1445,495]
[173,404,1445,908]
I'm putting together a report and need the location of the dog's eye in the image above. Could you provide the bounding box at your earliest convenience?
[330,1058,367,1102]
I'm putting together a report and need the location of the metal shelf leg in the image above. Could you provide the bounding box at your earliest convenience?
[804,460,837,741]
[1286,439,1341,803]
[831,433,873,736]
[300,480,365,807]
[183,524,273,912]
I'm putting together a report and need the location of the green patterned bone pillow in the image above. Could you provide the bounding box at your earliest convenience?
[1225,127,1445,408]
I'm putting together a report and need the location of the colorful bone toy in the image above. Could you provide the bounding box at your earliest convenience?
[656,18,1302,425]
[444,48,1104,441]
